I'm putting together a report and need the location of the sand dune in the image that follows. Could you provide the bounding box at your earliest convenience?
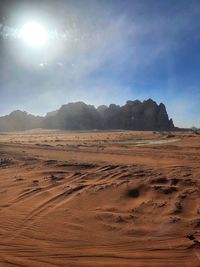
[0,131,200,266]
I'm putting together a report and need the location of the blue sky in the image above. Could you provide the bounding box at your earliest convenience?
[0,0,199,127]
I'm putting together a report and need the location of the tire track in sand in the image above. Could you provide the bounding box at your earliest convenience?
[7,184,87,241]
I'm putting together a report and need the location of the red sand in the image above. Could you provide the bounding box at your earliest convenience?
[0,130,200,266]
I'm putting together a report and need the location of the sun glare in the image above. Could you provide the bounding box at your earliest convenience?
[19,22,48,48]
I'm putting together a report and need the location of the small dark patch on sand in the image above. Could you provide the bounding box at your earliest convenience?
[153,186,177,194]
[127,187,140,198]
[150,177,168,184]
[172,201,182,214]
[181,178,195,186]
[170,178,179,185]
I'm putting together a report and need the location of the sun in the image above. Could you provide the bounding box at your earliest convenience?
[19,21,48,48]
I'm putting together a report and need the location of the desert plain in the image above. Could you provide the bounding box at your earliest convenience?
[0,130,200,267]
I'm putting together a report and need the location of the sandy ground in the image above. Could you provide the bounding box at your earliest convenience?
[0,130,200,267]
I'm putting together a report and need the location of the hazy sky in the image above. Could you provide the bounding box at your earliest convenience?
[0,0,199,127]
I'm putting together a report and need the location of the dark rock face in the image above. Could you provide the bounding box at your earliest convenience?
[102,99,174,130]
[43,102,102,130]
[0,99,174,131]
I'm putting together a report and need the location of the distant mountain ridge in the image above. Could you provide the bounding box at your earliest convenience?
[0,99,175,132]
[0,110,43,132]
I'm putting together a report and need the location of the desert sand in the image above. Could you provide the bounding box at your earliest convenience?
[0,130,200,267]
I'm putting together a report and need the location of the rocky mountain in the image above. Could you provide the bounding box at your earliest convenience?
[43,102,102,130]
[0,110,43,132]
[0,99,174,131]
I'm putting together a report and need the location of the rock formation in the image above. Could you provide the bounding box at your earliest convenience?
[0,110,42,132]
[0,99,174,131]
